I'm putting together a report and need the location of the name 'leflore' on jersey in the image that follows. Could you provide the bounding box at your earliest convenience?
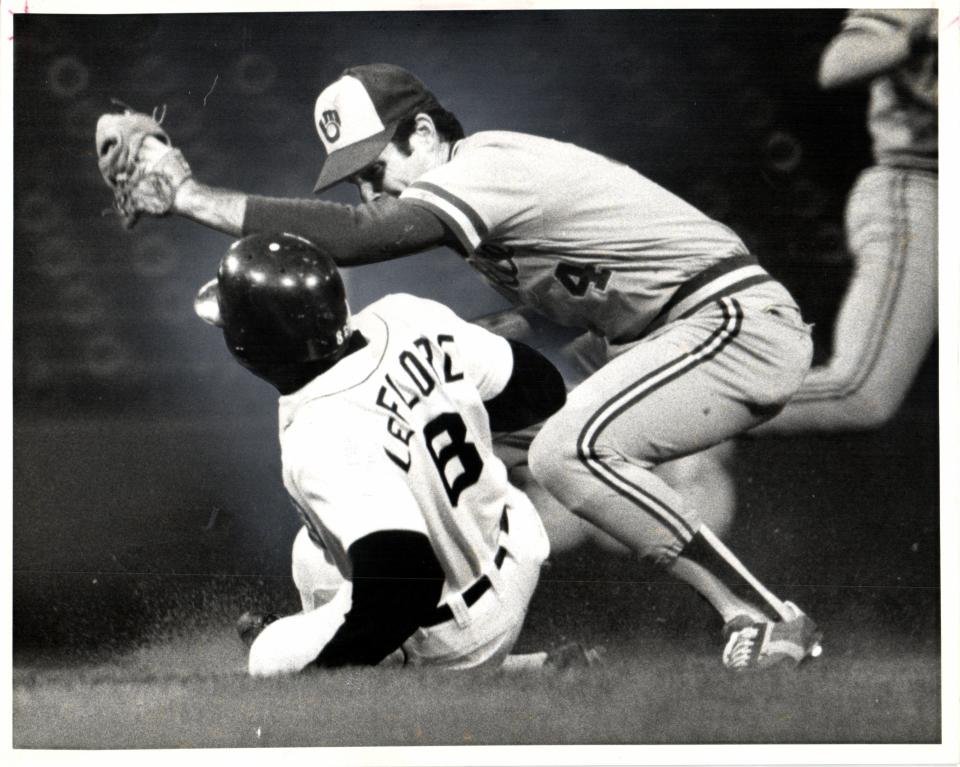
[277,294,517,594]
[400,131,750,341]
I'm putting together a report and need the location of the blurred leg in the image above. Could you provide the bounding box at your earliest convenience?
[756,167,937,433]
[654,442,737,539]
[509,462,622,553]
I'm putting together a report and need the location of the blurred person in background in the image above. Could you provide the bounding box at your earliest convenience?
[755,8,938,434]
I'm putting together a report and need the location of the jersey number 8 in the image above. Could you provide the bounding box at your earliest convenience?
[424,412,483,507]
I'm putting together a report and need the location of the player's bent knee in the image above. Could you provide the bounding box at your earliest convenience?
[823,384,908,431]
[247,594,351,677]
[527,421,578,503]
[248,624,303,677]
[844,387,908,429]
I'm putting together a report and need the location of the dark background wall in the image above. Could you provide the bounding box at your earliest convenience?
[14,10,935,653]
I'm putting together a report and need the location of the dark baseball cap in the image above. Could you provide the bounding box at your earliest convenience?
[312,63,441,192]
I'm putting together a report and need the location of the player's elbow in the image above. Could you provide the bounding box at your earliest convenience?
[818,49,860,90]
[818,33,911,90]
[817,60,843,90]
[485,341,566,432]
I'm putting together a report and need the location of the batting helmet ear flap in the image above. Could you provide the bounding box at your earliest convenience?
[194,277,224,327]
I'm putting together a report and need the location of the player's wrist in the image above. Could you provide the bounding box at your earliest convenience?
[171,176,200,215]
[172,179,248,236]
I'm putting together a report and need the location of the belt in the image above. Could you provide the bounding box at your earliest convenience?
[613,254,775,344]
[422,509,509,628]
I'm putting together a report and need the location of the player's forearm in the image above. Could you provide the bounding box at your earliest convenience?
[312,530,444,668]
[243,195,449,267]
[171,178,247,236]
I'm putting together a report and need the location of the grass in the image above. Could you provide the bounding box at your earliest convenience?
[12,389,945,752]
[12,625,941,749]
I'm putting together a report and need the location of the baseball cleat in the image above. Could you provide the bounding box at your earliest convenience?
[236,611,278,648]
[722,601,822,672]
[544,641,605,671]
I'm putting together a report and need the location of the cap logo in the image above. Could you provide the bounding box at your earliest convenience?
[319,110,341,143]
[314,67,438,191]
[314,76,385,153]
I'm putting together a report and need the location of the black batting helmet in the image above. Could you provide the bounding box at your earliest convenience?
[195,233,351,386]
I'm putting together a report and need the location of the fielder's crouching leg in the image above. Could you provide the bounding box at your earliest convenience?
[527,416,690,568]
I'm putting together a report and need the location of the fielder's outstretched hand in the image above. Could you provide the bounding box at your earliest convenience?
[95,107,192,229]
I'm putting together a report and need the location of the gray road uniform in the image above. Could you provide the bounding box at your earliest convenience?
[400,131,812,562]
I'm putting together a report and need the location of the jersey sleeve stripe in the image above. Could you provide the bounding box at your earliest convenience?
[404,182,488,242]
[410,181,489,238]
[402,191,480,253]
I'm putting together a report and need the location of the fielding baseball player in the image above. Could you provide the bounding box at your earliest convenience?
[96,63,822,669]
[195,232,575,674]
[755,8,938,434]
[475,307,739,550]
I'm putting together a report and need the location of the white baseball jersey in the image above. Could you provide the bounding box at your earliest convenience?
[401,131,750,341]
[278,293,517,593]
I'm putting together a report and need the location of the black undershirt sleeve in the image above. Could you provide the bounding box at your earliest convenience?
[312,529,444,668]
[242,195,452,266]
[484,340,567,433]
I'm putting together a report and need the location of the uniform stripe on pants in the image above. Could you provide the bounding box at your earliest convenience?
[791,171,907,401]
[576,297,744,543]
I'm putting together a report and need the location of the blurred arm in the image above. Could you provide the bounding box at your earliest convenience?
[819,10,927,89]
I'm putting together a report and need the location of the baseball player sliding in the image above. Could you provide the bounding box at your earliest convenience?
[97,63,822,670]
[195,232,581,674]
[756,8,938,434]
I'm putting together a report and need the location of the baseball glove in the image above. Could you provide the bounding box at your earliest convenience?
[95,107,192,229]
